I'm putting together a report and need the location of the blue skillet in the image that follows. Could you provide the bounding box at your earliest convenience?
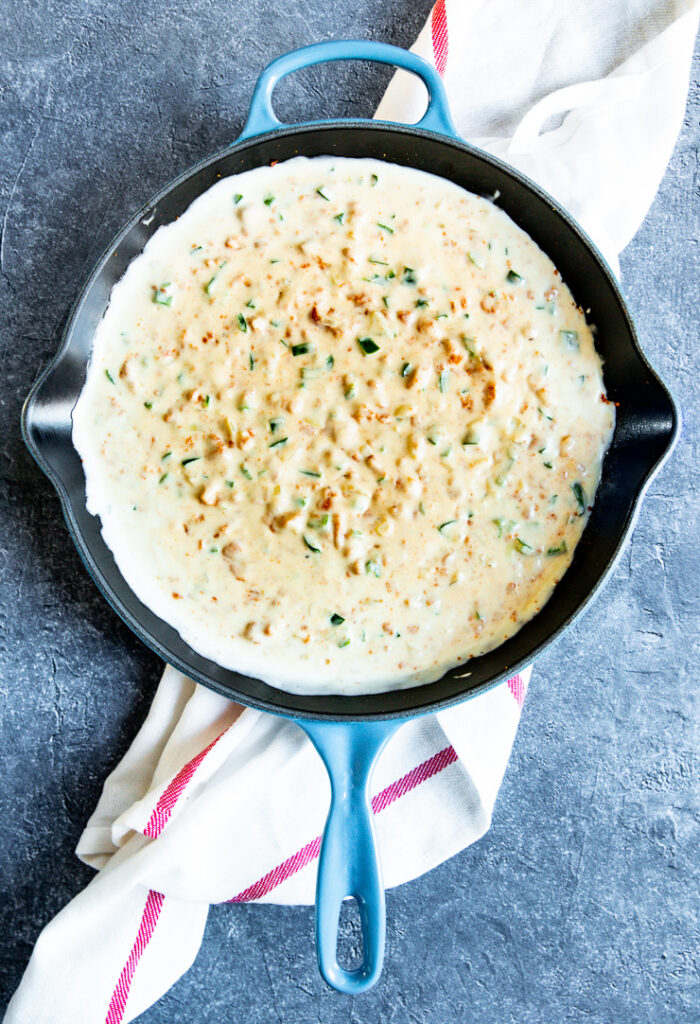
[22,40,679,995]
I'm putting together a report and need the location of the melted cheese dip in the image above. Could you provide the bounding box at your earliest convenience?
[73,156,615,695]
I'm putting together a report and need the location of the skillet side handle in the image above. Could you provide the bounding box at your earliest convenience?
[239,40,457,141]
[296,718,403,993]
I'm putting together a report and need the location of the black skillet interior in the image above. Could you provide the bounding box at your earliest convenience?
[22,122,679,721]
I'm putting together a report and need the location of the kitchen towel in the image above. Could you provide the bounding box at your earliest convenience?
[5,1,698,1021]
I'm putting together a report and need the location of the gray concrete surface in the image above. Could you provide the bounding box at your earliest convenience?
[1,2,698,1021]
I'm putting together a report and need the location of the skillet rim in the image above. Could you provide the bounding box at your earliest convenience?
[21,119,681,721]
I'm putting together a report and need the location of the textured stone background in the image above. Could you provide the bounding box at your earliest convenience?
[1,2,698,1021]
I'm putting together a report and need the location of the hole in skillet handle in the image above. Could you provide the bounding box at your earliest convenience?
[271,59,429,127]
[337,897,364,971]
[238,39,458,143]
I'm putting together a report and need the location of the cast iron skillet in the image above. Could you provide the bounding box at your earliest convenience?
[22,41,679,994]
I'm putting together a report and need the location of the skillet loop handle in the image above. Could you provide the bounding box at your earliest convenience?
[297,718,403,994]
[239,40,457,141]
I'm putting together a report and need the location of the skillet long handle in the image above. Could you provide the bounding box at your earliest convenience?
[296,718,403,993]
[239,40,458,141]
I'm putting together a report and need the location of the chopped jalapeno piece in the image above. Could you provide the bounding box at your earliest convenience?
[204,263,227,296]
[572,481,586,514]
[302,367,323,382]
[152,283,173,306]
[358,337,380,355]
[462,337,479,359]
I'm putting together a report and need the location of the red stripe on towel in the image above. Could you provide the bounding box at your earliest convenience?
[371,742,458,812]
[507,673,526,707]
[105,889,165,1024]
[143,727,229,838]
[431,0,449,77]
[229,743,459,903]
[230,835,323,904]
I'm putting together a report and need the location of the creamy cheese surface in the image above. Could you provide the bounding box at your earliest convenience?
[73,156,615,694]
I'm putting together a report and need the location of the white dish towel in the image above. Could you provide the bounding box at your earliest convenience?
[6,2,698,1022]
